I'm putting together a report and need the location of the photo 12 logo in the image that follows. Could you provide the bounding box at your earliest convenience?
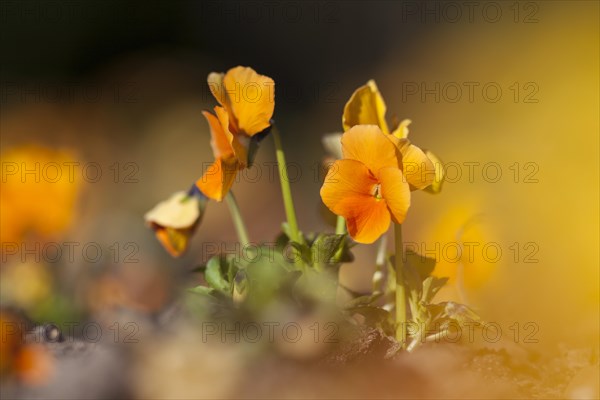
[200,321,339,344]
[1,241,140,265]
[404,241,540,264]
[0,321,140,344]
[1,161,140,184]
[400,1,540,24]
[400,81,540,104]
[404,320,540,345]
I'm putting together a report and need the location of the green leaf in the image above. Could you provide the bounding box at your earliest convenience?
[288,241,312,265]
[205,256,230,293]
[274,232,289,252]
[343,292,383,309]
[404,250,436,281]
[187,285,215,296]
[233,270,248,294]
[225,255,239,284]
[243,250,291,310]
[311,233,345,267]
[281,222,306,245]
[421,276,448,304]
[336,237,355,263]
[392,251,440,311]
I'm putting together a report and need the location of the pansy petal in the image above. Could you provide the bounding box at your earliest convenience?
[223,66,274,136]
[320,159,390,244]
[144,191,203,229]
[207,72,227,108]
[196,158,239,201]
[378,167,411,224]
[345,201,391,244]
[214,106,249,167]
[388,137,435,190]
[154,226,194,258]
[390,119,411,139]
[342,80,390,134]
[341,125,399,174]
[321,159,377,213]
[423,150,445,194]
[203,108,234,160]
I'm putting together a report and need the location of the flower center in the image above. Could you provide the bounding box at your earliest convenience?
[372,184,382,200]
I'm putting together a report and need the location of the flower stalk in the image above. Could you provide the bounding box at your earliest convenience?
[272,125,301,244]
[335,216,346,235]
[225,191,250,247]
[394,223,407,347]
[372,234,388,293]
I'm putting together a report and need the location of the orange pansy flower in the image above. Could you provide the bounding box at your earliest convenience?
[196,66,275,201]
[321,125,413,244]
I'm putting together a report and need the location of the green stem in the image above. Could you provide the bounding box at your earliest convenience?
[272,126,301,244]
[332,216,347,263]
[335,216,346,235]
[225,191,250,248]
[372,234,388,293]
[394,223,407,348]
